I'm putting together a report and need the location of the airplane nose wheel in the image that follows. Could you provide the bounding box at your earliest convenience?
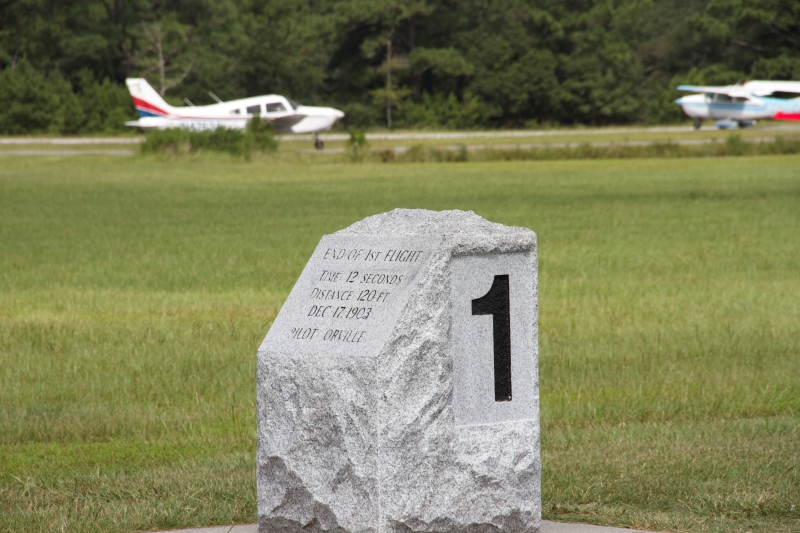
[314,134,324,150]
[693,119,702,130]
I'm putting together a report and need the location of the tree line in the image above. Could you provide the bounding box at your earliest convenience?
[1,0,797,134]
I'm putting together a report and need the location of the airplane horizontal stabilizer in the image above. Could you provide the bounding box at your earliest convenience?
[124,120,158,130]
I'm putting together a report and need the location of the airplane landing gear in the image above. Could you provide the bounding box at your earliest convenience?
[314,134,324,150]
[693,119,702,130]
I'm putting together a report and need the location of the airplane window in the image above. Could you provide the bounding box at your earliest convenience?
[266,102,287,113]
[287,98,300,110]
[713,94,733,102]
[230,109,241,115]
[246,105,261,115]
[771,91,800,100]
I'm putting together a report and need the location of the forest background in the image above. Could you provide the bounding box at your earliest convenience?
[1,0,798,134]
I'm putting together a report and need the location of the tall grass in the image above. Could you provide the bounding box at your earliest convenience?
[0,156,798,532]
[388,135,800,163]
[140,118,278,159]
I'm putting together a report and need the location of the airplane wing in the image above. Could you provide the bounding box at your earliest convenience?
[269,114,306,134]
[676,85,755,98]
[676,85,764,105]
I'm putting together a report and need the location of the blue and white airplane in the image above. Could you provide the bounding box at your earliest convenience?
[675,80,800,129]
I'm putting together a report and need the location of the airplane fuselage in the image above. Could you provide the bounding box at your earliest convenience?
[676,93,800,121]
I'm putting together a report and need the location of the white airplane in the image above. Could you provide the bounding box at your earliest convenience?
[124,78,344,148]
[676,81,800,129]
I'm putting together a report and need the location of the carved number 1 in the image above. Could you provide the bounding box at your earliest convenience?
[471,275,512,402]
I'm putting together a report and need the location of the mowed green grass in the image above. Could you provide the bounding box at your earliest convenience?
[0,155,798,533]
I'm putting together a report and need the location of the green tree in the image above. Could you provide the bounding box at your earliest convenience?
[440,0,563,125]
[232,0,332,103]
[693,0,800,79]
[0,59,82,134]
[5,0,798,133]
[334,0,430,127]
[136,18,197,96]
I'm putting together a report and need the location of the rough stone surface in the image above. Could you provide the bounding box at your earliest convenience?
[257,209,539,533]
[153,521,667,533]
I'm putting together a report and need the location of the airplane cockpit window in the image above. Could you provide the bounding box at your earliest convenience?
[713,94,733,103]
[246,104,261,115]
[287,98,300,110]
[266,102,287,113]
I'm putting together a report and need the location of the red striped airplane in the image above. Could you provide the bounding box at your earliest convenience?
[125,78,344,149]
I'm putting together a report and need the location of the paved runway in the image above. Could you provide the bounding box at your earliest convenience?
[0,149,135,155]
[3,124,799,146]
[0,137,143,145]
[2,126,798,156]
[294,134,798,154]
[283,124,800,142]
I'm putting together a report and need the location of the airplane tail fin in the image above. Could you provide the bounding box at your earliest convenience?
[125,78,175,118]
[773,111,800,121]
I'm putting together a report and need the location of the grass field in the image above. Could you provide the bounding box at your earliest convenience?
[1,155,799,533]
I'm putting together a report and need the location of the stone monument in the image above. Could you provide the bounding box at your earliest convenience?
[257,209,540,533]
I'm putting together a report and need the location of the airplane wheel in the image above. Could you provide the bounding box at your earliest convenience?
[314,137,324,150]
[693,119,702,130]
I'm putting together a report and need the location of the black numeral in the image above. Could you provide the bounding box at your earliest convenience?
[472,275,511,402]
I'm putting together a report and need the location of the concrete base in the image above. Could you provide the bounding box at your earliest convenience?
[151,521,666,533]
